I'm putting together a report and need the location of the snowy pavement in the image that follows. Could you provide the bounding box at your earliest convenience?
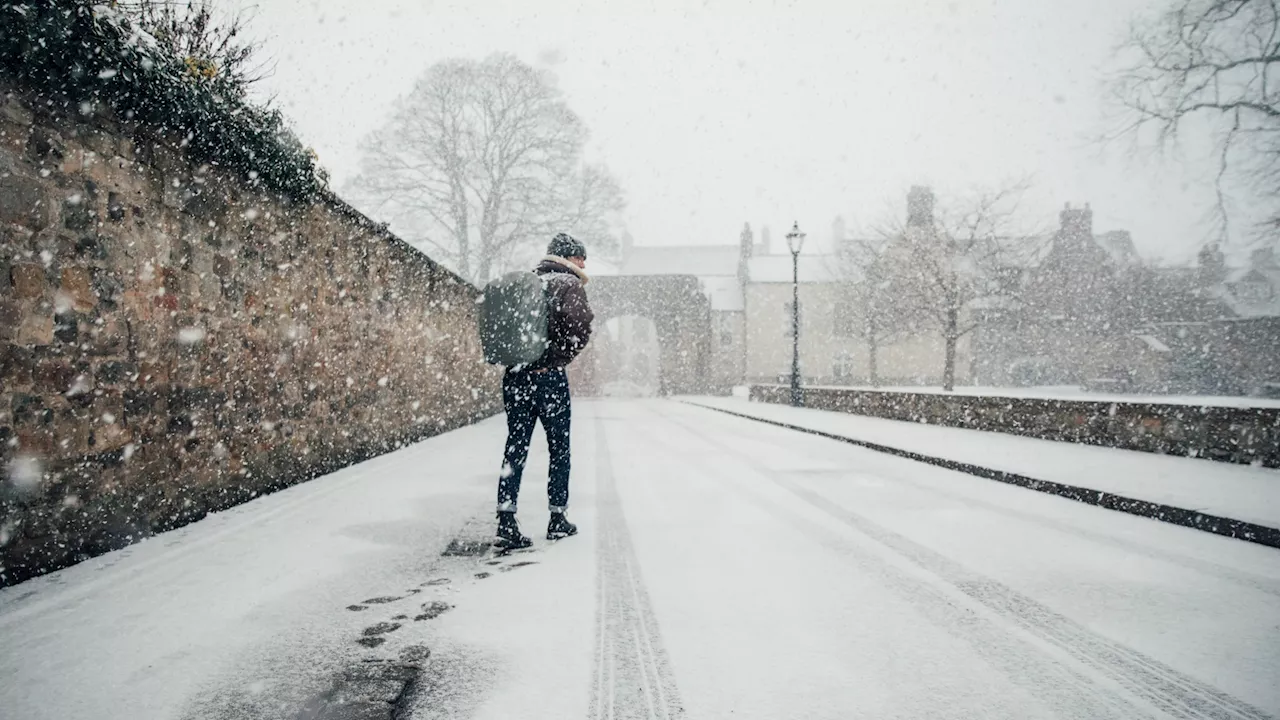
[2,399,1279,719]
[796,384,1280,409]
[688,394,1280,529]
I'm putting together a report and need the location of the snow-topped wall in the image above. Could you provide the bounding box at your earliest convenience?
[750,385,1280,468]
[0,87,501,586]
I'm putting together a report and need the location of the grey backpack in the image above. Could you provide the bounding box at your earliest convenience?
[478,271,550,367]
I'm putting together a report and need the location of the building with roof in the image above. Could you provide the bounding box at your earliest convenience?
[599,234,746,391]
[601,220,959,388]
[585,186,1278,396]
[968,203,1280,395]
[1218,246,1280,319]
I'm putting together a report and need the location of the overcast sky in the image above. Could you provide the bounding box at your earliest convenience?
[237,0,1225,264]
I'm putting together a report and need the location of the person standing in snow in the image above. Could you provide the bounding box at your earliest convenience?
[495,233,594,549]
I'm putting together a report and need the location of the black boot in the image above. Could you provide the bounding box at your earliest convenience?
[547,512,578,540]
[495,512,532,550]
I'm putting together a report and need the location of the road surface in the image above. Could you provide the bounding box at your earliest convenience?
[1,399,1277,719]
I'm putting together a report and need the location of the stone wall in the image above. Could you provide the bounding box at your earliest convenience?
[750,385,1280,468]
[0,88,501,586]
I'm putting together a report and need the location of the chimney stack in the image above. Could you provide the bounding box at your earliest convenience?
[907,186,935,228]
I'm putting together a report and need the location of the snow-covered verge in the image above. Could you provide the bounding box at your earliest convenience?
[0,417,506,720]
[4,399,1279,718]
[750,383,1280,469]
[682,396,1280,529]
[801,383,1280,409]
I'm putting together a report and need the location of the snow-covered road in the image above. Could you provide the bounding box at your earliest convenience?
[3,399,1278,719]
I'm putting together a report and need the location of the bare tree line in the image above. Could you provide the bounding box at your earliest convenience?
[346,54,624,284]
[832,184,1042,391]
[828,0,1278,391]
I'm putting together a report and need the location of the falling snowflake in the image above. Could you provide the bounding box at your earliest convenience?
[177,327,206,345]
[53,291,74,314]
[66,375,92,397]
[7,456,43,494]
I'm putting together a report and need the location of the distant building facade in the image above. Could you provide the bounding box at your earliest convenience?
[593,191,1279,397]
[608,235,745,391]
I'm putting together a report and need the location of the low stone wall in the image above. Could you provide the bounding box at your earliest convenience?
[749,385,1280,468]
[0,88,501,586]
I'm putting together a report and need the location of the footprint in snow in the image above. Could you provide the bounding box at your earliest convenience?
[363,622,401,636]
[415,601,453,622]
[401,645,431,664]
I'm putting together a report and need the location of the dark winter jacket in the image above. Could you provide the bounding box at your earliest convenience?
[527,256,593,370]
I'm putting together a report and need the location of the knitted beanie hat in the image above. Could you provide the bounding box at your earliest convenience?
[547,232,586,259]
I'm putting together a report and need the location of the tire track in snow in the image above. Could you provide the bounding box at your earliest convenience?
[589,411,685,720]
[621,403,1136,719]
[650,401,1275,720]
[679,401,1280,600]
[778,479,1275,720]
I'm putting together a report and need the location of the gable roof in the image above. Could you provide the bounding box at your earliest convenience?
[747,254,843,283]
[619,245,740,277]
[1221,267,1280,318]
[701,275,745,311]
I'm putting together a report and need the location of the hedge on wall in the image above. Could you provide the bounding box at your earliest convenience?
[0,0,326,200]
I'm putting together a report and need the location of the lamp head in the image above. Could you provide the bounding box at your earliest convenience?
[785,222,806,254]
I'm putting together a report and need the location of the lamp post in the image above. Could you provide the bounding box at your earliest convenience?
[786,222,806,407]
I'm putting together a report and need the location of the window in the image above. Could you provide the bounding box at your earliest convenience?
[833,351,855,382]
[720,331,733,346]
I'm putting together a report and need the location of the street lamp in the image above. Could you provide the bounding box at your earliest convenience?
[786,222,806,407]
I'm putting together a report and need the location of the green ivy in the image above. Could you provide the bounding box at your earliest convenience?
[0,0,327,200]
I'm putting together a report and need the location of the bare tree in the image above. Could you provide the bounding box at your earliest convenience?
[1110,0,1280,249]
[346,54,624,283]
[876,185,1035,391]
[829,237,918,386]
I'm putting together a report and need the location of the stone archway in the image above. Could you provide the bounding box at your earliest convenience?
[569,275,712,396]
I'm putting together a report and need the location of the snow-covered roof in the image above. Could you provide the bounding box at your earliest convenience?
[1221,267,1280,318]
[1095,230,1140,266]
[620,245,739,277]
[995,235,1054,268]
[995,232,1142,270]
[700,276,744,311]
[747,254,843,283]
[1135,334,1171,353]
